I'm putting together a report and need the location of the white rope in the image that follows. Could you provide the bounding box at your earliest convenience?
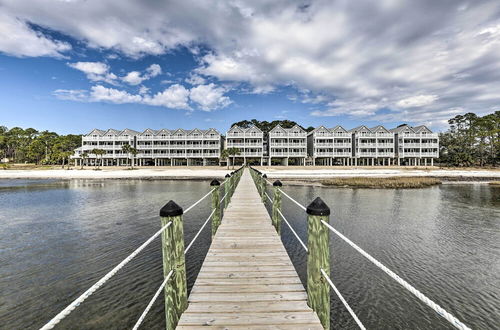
[132,269,174,330]
[265,179,273,186]
[184,209,216,254]
[277,209,308,252]
[320,220,471,330]
[320,269,366,330]
[184,188,215,214]
[220,191,228,204]
[279,188,307,211]
[265,192,272,203]
[39,221,173,330]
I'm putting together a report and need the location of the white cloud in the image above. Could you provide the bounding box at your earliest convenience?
[189,83,232,111]
[185,73,206,85]
[90,85,142,104]
[121,64,162,85]
[53,82,231,111]
[0,12,71,57]
[4,0,500,125]
[396,95,439,108]
[68,61,117,84]
[143,84,191,109]
[53,89,88,101]
[122,71,144,85]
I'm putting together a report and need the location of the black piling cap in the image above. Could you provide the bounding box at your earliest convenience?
[210,179,221,186]
[273,180,282,187]
[306,197,330,216]
[231,171,235,175]
[160,200,183,217]
[262,174,267,178]
[225,174,230,178]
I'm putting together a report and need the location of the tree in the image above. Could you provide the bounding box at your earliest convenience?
[60,151,73,169]
[220,149,230,169]
[226,147,241,169]
[81,151,89,169]
[121,143,138,168]
[91,148,106,169]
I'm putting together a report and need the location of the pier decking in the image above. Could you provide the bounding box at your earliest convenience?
[177,169,323,329]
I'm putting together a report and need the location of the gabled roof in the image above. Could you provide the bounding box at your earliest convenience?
[308,125,330,136]
[390,124,415,133]
[348,125,371,133]
[370,125,390,133]
[228,125,244,133]
[288,124,305,133]
[413,125,433,133]
[141,128,157,135]
[87,128,106,136]
[104,129,120,136]
[270,124,287,133]
[330,125,348,133]
[245,125,263,133]
[188,128,204,135]
[156,129,172,135]
[172,128,187,135]
[119,128,140,136]
[204,128,220,135]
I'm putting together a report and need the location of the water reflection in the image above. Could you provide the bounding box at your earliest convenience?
[0,180,498,329]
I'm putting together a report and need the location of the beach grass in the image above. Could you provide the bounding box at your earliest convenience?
[489,181,500,186]
[321,176,442,188]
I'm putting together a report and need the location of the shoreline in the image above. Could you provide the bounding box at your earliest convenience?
[1,167,499,184]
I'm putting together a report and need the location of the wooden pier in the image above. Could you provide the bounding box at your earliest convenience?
[177,169,323,329]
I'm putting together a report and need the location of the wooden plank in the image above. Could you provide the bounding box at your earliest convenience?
[178,312,321,326]
[177,169,322,328]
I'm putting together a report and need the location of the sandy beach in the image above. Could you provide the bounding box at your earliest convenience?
[0,166,499,181]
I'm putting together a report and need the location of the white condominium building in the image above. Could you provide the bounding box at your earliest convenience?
[307,125,353,166]
[268,125,307,165]
[391,124,439,166]
[349,125,395,166]
[74,128,222,166]
[226,125,265,165]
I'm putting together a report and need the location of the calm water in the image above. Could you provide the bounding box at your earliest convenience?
[0,179,499,329]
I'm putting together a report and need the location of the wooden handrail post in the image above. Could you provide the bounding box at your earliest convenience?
[160,200,188,330]
[306,197,330,329]
[224,174,230,208]
[261,174,267,202]
[272,180,282,234]
[210,179,221,237]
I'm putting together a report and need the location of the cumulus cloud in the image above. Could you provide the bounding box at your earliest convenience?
[0,12,71,57]
[54,83,231,111]
[68,62,117,84]
[396,95,439,108]
[189,83,232,111]
[4,0,500,125]
[122,64,162,85]
[143,84,191,109]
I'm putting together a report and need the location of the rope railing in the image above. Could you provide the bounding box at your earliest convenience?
[279,189,307,211]
[132,269,174,330]
[247,166,471,330]
[38,170,244,330]
[184,209,216,254]
[320,220,471,330]
[39,221,173,330]
[320,269,366,330]
[277,209,308,252]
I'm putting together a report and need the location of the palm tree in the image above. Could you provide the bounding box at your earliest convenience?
[91,148,105,169]
[220,149,230,169]
[226,147,241,169]
[81,151,89,169]
[121,143,138,168]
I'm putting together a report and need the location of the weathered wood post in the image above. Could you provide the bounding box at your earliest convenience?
[261,174,267,202]
[306,197,330,330]
[159,200,188,330]
[272,180,282,234]
[210,179,221,237]
[224,174,230,209]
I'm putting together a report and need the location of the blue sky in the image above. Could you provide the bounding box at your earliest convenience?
[1,1,499,134]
